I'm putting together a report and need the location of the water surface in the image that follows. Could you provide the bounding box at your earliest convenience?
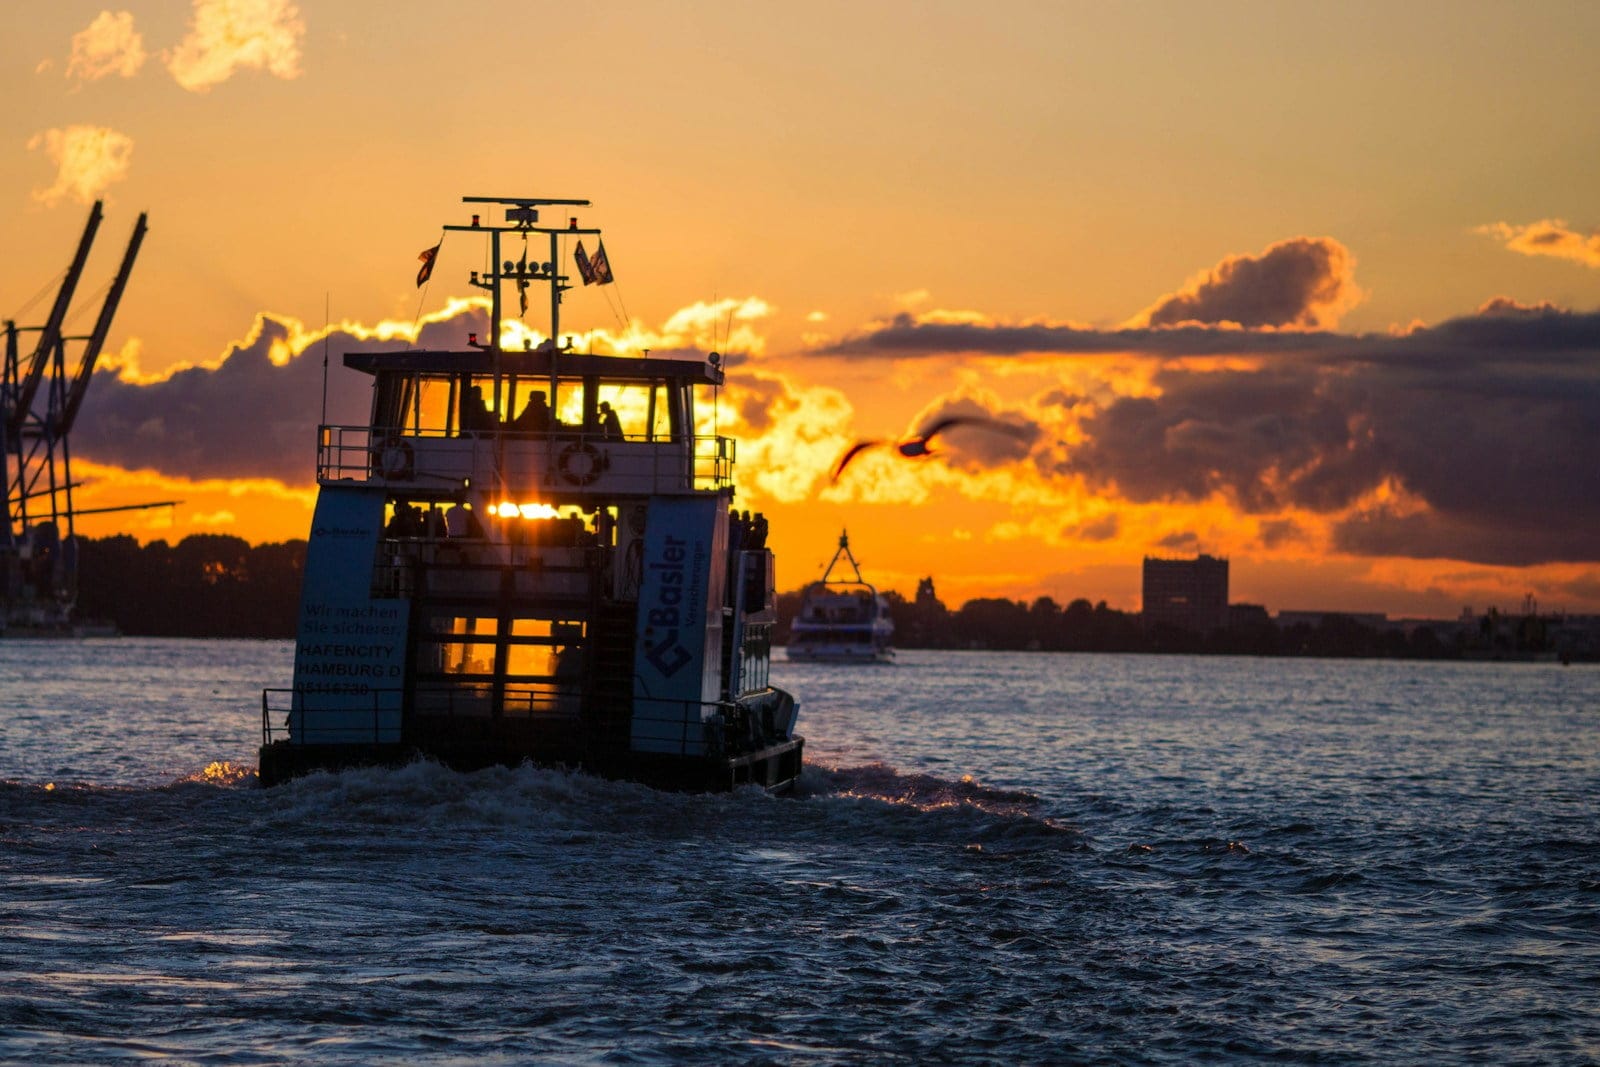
[3,641,1596,1063]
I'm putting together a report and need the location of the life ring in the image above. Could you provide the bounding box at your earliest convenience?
[557,441,606,486]
[377,437,415,481]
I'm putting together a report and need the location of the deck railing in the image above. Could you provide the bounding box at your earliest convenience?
[261,685,722,757]
[316,425,735,494]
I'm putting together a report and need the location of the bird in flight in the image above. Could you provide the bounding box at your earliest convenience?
[830,415,1031,482]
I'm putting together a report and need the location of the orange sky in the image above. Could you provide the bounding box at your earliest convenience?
[6,2,1600,617]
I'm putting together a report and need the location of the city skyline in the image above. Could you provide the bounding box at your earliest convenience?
[5,2,1600,617]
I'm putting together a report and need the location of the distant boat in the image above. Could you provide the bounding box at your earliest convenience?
[786,531,894,663]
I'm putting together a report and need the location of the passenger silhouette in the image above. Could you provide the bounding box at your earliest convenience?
[461,385,496,435]
[513,391,552,433]
[598,401,623,440]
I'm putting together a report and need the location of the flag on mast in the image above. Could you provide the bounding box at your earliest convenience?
[590,240,614,285]
[517,248,529,315]
[574,241,596,285]
[415,241,441,287]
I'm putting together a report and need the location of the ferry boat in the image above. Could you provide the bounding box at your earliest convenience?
[786,531,894,663]
[258,195,802,792]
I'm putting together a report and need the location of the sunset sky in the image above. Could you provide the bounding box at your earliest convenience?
[5,1,1600,617]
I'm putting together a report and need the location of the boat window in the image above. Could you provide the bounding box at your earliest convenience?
[500,375,581,433]
[420,615,498,677]
[371,372,412,434]
[550,378,583,430]
[413,377,452,435]
[692,382,721,438]
[594,381,654,442]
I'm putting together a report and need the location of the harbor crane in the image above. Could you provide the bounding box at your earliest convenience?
[2,202,173,634]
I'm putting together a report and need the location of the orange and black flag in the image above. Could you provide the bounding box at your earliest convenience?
[590,240,614,285]
[517,249,529,315]
[416,240,442,287]
[574,241,596,285]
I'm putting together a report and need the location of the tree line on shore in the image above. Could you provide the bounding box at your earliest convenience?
[75,534,304,638]
[773,588,1523,660]
[71,535,1565,659]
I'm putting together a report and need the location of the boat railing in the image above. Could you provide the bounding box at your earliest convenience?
[316,424,736,494]
[262,686,729,758]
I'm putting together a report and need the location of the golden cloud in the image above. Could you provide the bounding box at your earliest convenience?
[720,370,863,503]
[659,297,774,355]
[67,11,147,81]
[28,125,134,205]
[1477,219,1600,268]
[166,0,305,93]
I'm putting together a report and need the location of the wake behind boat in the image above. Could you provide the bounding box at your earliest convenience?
[257,194,802,792]
[786,531,894,663]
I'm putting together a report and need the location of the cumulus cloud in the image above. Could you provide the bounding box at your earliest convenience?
[1054,307,1600,566]
[73,304,490,484]
[1478,219,1600,269]
[166,0,305,92]
[723,371,858,503]
[1133,237,1363,329]
[69,299,776,489]
[817,236,1370,357]
[28,125,134,205]
[67,11,147,81]
[659,297,773,357]
[67,280,1600,571]
[820,313,1344,360]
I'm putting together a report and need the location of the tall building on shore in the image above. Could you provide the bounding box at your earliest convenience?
[1142,554,1229,632]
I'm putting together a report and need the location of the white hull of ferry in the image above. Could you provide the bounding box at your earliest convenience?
[785,640,894,664]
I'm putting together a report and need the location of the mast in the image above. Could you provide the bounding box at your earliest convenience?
[822,529,867,585]
[454,195,597,350]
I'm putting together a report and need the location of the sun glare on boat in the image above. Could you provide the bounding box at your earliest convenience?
[493,502,561,519]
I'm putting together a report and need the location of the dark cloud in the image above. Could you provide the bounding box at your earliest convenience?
[818,314,1345,359]
[734,375,785,431]
[74,306,489,484]
[819,236,1359,359]
[1066,514,1120,542]
[1057,308,1600,565]
[1477,296,1562,317]
[1330,507,1597,567]
[815,291,1600,564]
[1139,237,1360,328]
[1156,531,1201,552]
[1256,518,1306,550]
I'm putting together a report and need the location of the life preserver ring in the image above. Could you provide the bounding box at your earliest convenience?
[557,441,606,486]
[377,437,415,481]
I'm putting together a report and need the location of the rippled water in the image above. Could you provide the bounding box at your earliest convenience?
[3,640,1598,1063]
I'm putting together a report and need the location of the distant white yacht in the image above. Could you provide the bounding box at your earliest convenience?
[786,531,894,663]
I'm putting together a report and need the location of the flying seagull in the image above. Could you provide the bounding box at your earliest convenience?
[830,415,1031,482]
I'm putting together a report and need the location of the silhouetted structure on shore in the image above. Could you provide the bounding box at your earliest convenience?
[1142,554,1229,632]
[774,576,1597,662]
[53,538,1600,662]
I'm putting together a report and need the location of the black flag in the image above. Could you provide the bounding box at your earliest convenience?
[416,241,441,287]
[590,240,614,285]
